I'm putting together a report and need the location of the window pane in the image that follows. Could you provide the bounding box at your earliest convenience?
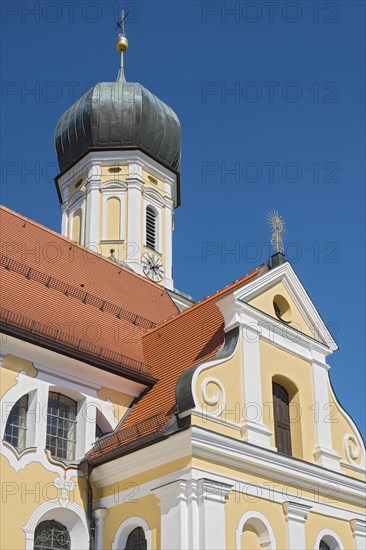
[125,527,147,550]
[34,520,70,550]
[272,382,292,456]
[46,393,77,462]
[4,394,28,452]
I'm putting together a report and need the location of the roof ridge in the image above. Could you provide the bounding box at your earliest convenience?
[143,263,268,337]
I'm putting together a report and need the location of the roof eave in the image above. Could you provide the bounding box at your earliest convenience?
[0,323,157,386]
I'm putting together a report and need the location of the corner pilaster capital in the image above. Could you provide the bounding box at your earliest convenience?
[93,508,107,524]
[283,502,312,523]
[87,162,101,182]
[197,478,233,504]
[351,519,366,537]
[164,196,174,210]
[126,177,144,191]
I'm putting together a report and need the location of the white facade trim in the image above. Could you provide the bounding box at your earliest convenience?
[154,477,232,550]
[111,516,152,550]
[57,150,176,204]
[351,519,366,550]
[92,428,366,510]
[314,529,344,550]
[240,323,274,449]
[283,501,312,550]
[235,510,276,549]
[223,261,337,351]
[23,499,89,550]
[311,359,341,470]
[191,426,365,506]
[93,508,108,550]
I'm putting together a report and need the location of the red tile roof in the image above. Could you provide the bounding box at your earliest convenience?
[88,263,267,463]
[0,205,268,464]
[0,206,178,380]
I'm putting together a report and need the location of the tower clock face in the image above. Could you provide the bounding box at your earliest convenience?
[141,253,165,282]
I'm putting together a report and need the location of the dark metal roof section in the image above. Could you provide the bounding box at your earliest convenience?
[55,80,181,174]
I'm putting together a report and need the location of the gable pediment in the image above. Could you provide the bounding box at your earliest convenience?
[219,262,337,351]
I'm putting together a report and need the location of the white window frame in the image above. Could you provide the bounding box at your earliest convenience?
[314,530,344,550]
[23,501,89,550]
[111,516,152,550]
[235,510,276,550]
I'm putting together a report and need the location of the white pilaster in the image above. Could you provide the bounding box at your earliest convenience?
[154,478,232,550]
[85,163,101,250]
[311,352,341,471]
[37,382,50,453]
[197,478,232,550]
[283,501,312,550]
[126,162,143,274]
[154,480,190,550]
[240,322,273,448]
[61,202,68,238]
[93,508,107,550]
[351,519,366,550]
[164,196,174,290]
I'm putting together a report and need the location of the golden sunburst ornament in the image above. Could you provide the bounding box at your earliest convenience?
[268,210,286,253]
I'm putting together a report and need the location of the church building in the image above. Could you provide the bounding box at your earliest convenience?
[1,20,365,550]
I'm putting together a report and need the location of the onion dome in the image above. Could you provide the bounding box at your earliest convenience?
[55,21,181,175]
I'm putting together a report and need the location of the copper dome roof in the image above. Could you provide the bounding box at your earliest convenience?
[55,80,181,174]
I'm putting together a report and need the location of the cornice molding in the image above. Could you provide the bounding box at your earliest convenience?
[217,262,337,353]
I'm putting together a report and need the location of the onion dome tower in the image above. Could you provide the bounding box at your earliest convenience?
[54,14,181,289]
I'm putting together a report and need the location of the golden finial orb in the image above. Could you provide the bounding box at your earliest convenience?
[116,34,128,53]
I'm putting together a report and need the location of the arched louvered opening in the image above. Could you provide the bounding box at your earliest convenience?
[124,527,147,550]
[272,382,292,456]
[320,540,331,550]
[33,520,70,550]
[46,393,77,462]
[145,206,157,250]
[3,394,28,452]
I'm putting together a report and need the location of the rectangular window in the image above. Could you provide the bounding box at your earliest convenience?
[4,394,28,452]
[272,382,292,456]
[46,393,77,462]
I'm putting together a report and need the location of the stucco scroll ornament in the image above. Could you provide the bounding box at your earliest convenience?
[344,433,361,464]
[200,377,226,418]
[53,476,75,507]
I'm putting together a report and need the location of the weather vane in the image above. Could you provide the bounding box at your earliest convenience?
[115,9,129,35]
[115,9,130,81]
[267,210,286,254]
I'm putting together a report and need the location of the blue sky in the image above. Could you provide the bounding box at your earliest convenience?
[1,1,365,437]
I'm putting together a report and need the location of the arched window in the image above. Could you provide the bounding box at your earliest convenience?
[145,206,157,250]
[46,393,77,462]
[34,520,70,550]
[272,382,292,456]
[125,527,147,550]
[4,394,28,452]
[320,540,331,550]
